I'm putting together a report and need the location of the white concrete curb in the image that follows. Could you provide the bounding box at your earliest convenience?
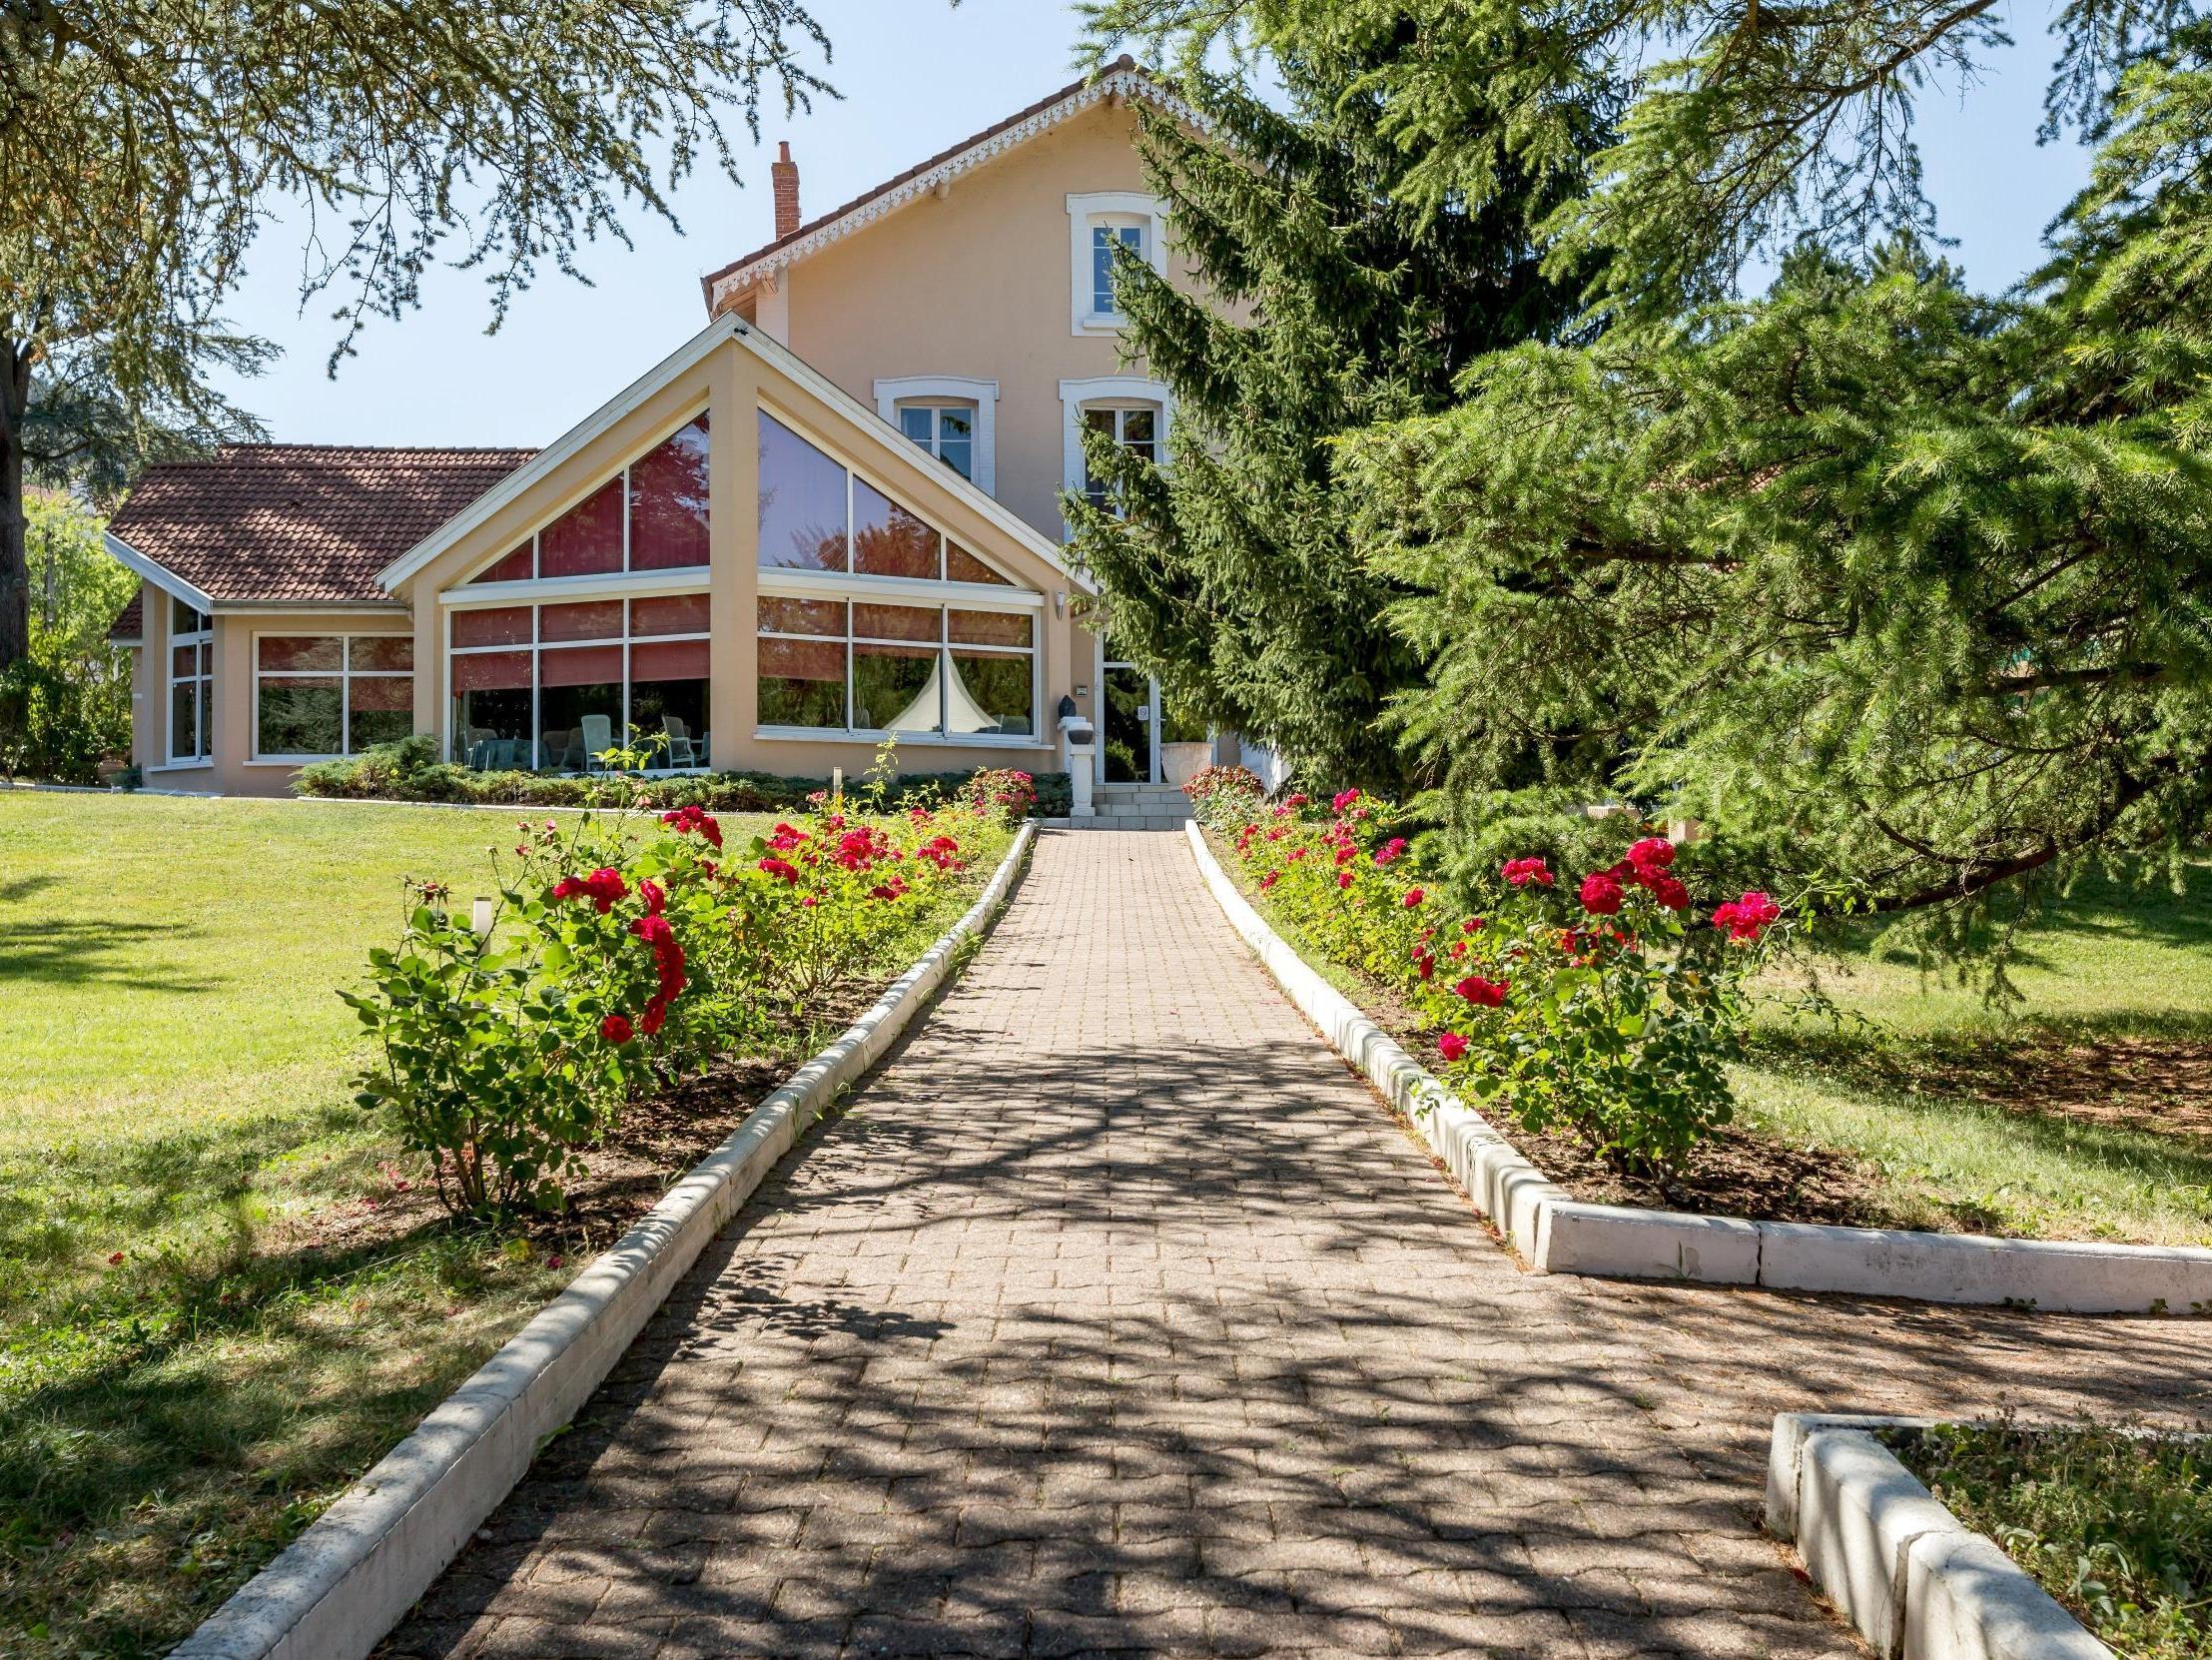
[1766,1413,2116,1660]
[172,821,1037,1660]
[1184,821,2212,1313]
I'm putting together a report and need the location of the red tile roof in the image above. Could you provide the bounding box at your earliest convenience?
[109,444,535,604]
[107,590,142,642]
[700,56,1149,307]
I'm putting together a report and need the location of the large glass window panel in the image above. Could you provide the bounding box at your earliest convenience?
[538,599,623,643]
[258,676,344,756]
[758,636,846,728]
[452,606,532,648]
[451,651,532,770]
[949,650,1034,736]
[949,609,1032,648]
[632,592,711,636]
[259,635,342,672]
[853,476,941,578]
[470,543,533,584]
[853,643,940,734]
[170,681,200,760]
[629,417,711,570]
[538,644,623,770]
[852,602,940,643]
[757,412,849,571]
[539,478,624,578]
[173,643,201,680]
[349,673,414,750]
[350,636,413,672]
[945,542,1013,586]
[758,595,842,636]
[628,638,710,766]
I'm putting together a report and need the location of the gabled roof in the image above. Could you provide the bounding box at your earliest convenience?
[107,591,142,643]
[107,445,534,606]
[700,55,1195,313]
[377,313,1096,595]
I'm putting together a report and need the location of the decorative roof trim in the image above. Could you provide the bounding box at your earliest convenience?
[703,61,1202,314]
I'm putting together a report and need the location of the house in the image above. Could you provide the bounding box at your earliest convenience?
[105,58,1219,798]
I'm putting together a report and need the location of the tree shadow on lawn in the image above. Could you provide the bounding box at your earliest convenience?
[0,1214,541,1659]
[0,908,216,996]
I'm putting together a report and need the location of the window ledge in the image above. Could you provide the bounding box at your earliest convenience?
[1078,313,1126,333]
[753,727,1048,750]
[147,760,214,773]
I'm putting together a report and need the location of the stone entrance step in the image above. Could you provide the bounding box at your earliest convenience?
[1040,785,1192,831]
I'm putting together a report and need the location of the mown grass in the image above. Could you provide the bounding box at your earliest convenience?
[1739,866,2212,1245]
[1894,1420,2212,1659]
[0,791,1018,1657]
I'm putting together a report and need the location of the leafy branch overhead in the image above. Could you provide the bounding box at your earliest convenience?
[0,0,838,666]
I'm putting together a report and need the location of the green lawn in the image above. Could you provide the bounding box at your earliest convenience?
[0,793,805,1657]
[1740,867,2212,1245]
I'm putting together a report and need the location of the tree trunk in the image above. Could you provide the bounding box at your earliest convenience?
[0,340,31,671]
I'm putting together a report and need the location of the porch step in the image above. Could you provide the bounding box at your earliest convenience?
[1042,786,1193,832]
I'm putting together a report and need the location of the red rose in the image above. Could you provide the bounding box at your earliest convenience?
[1403,888,1425,909]
[638,879,666,917]
[1454,975,1508,1007]
[1438,1032,1470,1063]
[600,1014,634,1044]
[638,998,667,1036]
[660,805,723,850]
[1337,871,1354,890]
[1501,857,1554,888]
[758,856,801,884]
[1579,871,1625,916]
[1648,873,1691,912]
[1713,890,1781,944]
[1626,836,1675,874]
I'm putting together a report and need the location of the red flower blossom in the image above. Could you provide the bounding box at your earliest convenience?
[759,856,801,884]
[1331,788,1360,813]
[552,867,629,913]
[1626,836,1675,875]
[600,1014,634,1044]
[638,998,668,1036]
[1333,844,1357,866]
[1647,873,1691,912]
[1454,975,1509,1007]
[1713,890,1781,944]
[1462,916,1485,935]
[1373,837,1409,867]
[1403,888,1425,908]
[1259,871,1280,891]
[1501,857,1554,888]
[1336,871,1354,890]
[637,879,666,917]
[1579,871,1625,916]
[659,805,723,849]
[1438,1032,1470,1063]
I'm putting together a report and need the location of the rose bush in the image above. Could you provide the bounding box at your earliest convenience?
[1180,763,1265,829]
[344,800,1010,1215]
[1217,790,1786,1174]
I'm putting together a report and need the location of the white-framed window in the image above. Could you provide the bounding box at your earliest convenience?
[254,634,415,761]
[874,377,998,497]
[1060,378,1172,525]
[755,408,1042,744]
[167,596,213,765]
[1066,192,1166,335]
[463,414,709,587]
[445,592,712,773]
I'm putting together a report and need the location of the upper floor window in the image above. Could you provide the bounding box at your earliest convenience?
[1067,193,1165,335]
[899,405,975,480]
[1092,222,1145,317]
[1082,406,1157,507]
[467,415,709,585]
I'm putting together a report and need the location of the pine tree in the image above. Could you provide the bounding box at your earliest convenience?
[1063,31,1609,788]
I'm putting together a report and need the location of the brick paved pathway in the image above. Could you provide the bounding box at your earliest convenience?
[387,831,2212,1660]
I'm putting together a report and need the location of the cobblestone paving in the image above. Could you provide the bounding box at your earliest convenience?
[385,831,2212,1660]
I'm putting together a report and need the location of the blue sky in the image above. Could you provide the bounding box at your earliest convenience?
[211,1,2093,448]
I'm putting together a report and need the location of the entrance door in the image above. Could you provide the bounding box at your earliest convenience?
[1103,661,1156,783]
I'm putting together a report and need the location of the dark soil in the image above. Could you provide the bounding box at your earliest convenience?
[1508,1120,1900,1231]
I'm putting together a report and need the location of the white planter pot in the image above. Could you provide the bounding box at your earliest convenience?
[1160,742,1211,788]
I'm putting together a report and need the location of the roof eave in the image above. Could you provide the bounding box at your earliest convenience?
[105,532,216,615]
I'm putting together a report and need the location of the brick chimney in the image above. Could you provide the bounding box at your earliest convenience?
[771,142,800,240]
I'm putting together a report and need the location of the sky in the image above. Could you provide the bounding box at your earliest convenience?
[210,1,2095,449]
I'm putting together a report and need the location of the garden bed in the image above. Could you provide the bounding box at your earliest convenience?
[1892,1419,2211,1660]
[0,791,1021,1660]
[1196,823,2212,1250]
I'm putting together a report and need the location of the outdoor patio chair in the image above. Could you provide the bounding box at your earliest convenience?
[579,714,614,773]
[661,716,698,767]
